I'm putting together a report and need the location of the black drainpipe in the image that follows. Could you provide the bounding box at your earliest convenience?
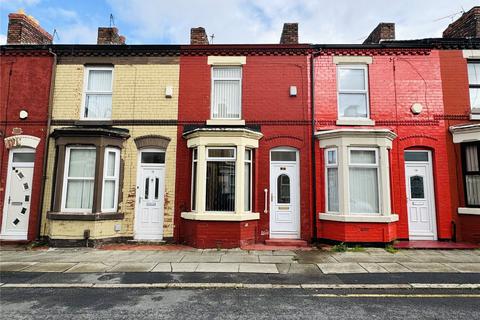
[36,47,57,241]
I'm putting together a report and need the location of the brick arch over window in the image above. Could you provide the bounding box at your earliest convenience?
[134,135,171,150]
[264,136,305,150]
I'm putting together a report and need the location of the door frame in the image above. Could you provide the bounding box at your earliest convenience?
[1,148,35,240]
[404,150,438,240]
[134,148,166,240]
[269,147,301,239]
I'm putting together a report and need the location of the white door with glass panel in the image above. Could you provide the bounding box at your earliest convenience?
[269,149,300,239]
[1,149,35,240]
[405,151,437,240]
[135,150,165,240]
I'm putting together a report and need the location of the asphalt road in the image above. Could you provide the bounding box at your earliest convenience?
[1,287,479,320]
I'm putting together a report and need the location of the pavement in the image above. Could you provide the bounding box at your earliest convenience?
[1,247,480,275]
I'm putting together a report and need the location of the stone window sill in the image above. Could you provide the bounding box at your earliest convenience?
[457,207,480,215]
[470,113,480,120]
[206,119,246,126]
[336,118,375,126]
[181,212,259,221]
[319,213,399,223]
[47,212,124,221]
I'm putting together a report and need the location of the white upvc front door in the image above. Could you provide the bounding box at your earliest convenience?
[405,150,437,240]
[269,149,300,239]
[134,150,165,240]
[1,148,35,240]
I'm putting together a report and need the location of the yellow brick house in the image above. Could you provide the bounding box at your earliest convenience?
[41,35,181,245]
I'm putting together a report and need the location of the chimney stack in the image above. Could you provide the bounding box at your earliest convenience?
[280,23,298,44]
[7,10,53,44]
[443,6,480,38]
[363,23,395,44]
[97,27,126,45]
[190,27,209,45]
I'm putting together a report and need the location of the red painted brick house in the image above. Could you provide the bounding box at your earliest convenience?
[0,12,54,241]
[174,25,314,248]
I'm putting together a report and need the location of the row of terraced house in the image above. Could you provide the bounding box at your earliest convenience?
[1,8,479,248]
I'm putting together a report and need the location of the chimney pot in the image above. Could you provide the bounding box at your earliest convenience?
[190,27,209,45]
[280,23,298,44]
[97,27,126,45]
[7,12,53,44]
[363,23,395,44]
[443,6,480,38]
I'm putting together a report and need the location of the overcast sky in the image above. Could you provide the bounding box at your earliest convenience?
[0,0,478,45]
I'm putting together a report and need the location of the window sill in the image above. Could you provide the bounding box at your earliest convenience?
[206,119,245,126]
[181,211,259,221]
[336,119,375,126]
[470,113,480,120]
[47,212,124,221]
[457,207,480,215]
[319,213,399,223]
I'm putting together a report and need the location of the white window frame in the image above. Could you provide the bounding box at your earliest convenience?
[205,147,237,213]
[210,66,242,120]
[348,147,380,215]
[61,146,96,213]
[245,149,253,212]
[467,60,480,112]
[337,64,370,120]
[191,148,198,211]
[325,148,339,213]
[81,66,114,121]
[101,147,120,212]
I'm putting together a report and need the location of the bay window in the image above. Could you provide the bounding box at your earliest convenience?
[211,66,242,119]
[63,147,96,211]
[82,66,113,120]
[463,143,480,207]
[317,129,398,222]
[102,148,121,212]
[182,127,262,221]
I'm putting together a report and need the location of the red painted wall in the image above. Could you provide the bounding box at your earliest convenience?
[314,50,453,242]
[0,51,53,241]
[439,50,480,243]
[175,53,313,247]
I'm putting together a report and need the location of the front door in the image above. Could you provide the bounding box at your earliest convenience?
[135,150,165,240]
[269,149,300,239]
[405,150,437,240]
[1,149,35,240]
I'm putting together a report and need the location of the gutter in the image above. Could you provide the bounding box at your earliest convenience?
[36,47,57,241]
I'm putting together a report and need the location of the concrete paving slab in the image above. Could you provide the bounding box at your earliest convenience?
[64,263,109,273]
[317,263,367,274]
[171,263,198,272]
[200,251,226,256]
[151,263,172,272]
[259,255,296,264]
[400,262,458,273]
[22,263,77,273]
[141,254,184,263]
[247,250,273,255]
[275,263,290,274]
[294,252,337,264]
[180,255,221,263]
[239,263,278,273]
[0,262,36,272]
[220,254,259,263]
[272,250,296,256]
[107,263,156,273]
[196,263,239,273]
[444,263,480,273]
[377,263,413,273]
[286,263,321,274]
[359,263,389,273]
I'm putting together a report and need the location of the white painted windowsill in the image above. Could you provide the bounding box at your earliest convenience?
[206,119,246,126]
[336,118,375,126]
[181,212,260,221]
[470,113,480,120]
[457,207,480,215]
[319,213,399,223]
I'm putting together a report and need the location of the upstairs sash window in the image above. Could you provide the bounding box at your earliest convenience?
[83,67,113,119]
[211,67,242,119]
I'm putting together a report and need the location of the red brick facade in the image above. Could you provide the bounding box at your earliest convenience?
[0,50,53,241]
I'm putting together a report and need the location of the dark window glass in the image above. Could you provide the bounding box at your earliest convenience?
[208,148,235,158]
[271,151,296,162]
[141,152,165,164]
[463,143,480,206]
[277,174,291,204]
[206,161,235,211]
[154,178,159,200]
[410,176,425,199]
[144,177,149,200]
[13,153,35,163]
[405,151,429,162]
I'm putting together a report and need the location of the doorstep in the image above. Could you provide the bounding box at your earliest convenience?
[394,241,480,250]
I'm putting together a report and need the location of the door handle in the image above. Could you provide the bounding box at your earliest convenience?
[264,189,268,214]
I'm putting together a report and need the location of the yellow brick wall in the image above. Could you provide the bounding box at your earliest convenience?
[43,63,179,240]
